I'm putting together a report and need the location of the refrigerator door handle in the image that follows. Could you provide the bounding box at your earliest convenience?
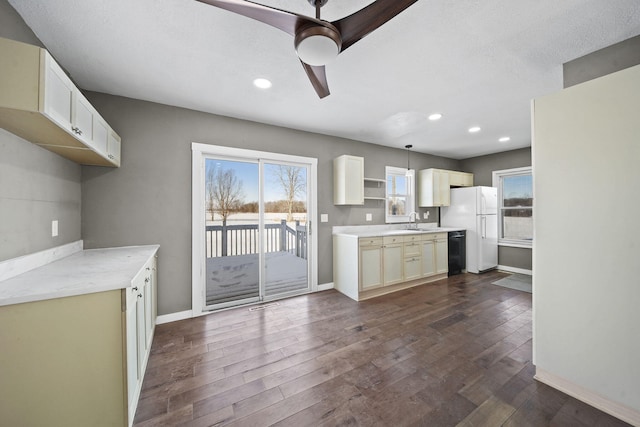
[481,216,486,238]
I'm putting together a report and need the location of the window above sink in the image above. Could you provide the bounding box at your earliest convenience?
[385,166,415,224]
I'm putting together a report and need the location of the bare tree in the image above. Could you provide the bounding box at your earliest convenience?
[274,165,306,222]
[206,167,245,226]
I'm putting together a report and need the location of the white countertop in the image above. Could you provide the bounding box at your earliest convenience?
[333,225,465,238]
[0,245,159,307]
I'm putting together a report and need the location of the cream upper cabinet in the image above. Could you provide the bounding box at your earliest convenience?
[449,171,474,187]
[418,169,474,206]
[92,115,109,156]
[418,168,451,207]
[0,37,120,167]
[71,90,94,144]
[334,155,364,205]
[107,129,122,167]
[42,52,74,133]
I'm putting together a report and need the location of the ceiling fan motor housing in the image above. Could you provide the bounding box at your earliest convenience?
[307,0,329,7]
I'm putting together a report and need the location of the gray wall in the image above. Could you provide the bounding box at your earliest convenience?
[460,148,532,271]
[0,0,82,261]
[82,93,459,315]
[563,35,640,88]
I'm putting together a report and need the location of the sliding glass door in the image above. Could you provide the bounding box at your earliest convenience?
[193,144,316,313]
[263,162,309,298]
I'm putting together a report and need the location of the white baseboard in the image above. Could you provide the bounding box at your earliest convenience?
[317,282,334,291]
[535,367,640,426]
[0,240,83,282]
[156,310,193,325]
[497,265,532,275]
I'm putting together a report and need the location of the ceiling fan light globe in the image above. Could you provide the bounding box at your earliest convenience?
[295,25,342,66]
[296,35,339,66]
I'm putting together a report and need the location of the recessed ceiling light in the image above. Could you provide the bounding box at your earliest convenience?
[428,113,442,121]
[253,78,272,89]
[499,136,511,142]
[468,126,481,133]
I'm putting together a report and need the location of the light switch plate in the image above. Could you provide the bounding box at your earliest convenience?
[366,213,372,221]
[52,220,58,237]
[320,214,328,223]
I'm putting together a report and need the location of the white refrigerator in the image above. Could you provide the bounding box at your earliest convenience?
[441,186,498,273]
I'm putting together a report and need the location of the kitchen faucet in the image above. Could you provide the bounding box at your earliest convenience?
[408,211,419,229]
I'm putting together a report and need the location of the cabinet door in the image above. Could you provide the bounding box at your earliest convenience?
[91,115,109,156]
[334,155,364,205]
[71,90,93,143]
[383,244,403,285]
[144,273,153,349]
[136,286,145,377]
[435,170,450,206]
[42,52,73,132]
[359,246,383,290]
[421,240,436,277]
[404,257,422,281]
[125,289,139,409]
[435,238,448,274]
[107,130,121,166]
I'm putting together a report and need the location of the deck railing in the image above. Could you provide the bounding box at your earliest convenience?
[206,220,307,259]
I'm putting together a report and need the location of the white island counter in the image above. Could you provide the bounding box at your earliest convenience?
[0,245,159,306]
[0,244,159,427]
[333,225,463,301]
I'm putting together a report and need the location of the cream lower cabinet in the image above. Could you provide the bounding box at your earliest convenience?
[382,235,404,286]
[421,233,449,277]
[358,237,383,291]
[435,235,449,274]
[334,232,448,301]
[126,254,158,425]
[403,235,423,281]
[0,251,158,427]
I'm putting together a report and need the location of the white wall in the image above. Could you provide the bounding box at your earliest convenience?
[532,64,640,423]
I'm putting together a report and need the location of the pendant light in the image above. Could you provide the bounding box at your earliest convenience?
[405,144,413,177]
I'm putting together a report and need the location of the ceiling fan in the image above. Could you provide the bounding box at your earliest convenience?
[196,0,419,98]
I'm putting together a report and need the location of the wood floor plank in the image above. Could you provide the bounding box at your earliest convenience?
[134,272,632,427]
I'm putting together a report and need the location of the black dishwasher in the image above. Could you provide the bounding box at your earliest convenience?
[448,231,466,276]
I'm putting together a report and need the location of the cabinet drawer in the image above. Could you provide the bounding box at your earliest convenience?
[422,232,447,241]
[383,235,403,245]
[403,241,421,257]
[403,234,422,243]
[359,237,382,247]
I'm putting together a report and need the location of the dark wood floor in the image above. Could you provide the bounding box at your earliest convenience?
[134,271,630,427]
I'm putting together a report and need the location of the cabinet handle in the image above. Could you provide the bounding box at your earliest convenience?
[108,154,114,159]
[138,294,143,298]
[145,278,150,283]
[132,286,138,291]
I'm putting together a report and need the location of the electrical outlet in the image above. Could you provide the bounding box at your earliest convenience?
[51,220,58,237]
[366,213,372,221]
[320,214,328,223]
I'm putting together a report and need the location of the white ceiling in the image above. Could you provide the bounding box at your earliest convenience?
[8,0,640,159]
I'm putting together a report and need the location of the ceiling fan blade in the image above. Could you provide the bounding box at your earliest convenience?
[196,0,317,36]
[300,61,330,98]
[332,0,419,52]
